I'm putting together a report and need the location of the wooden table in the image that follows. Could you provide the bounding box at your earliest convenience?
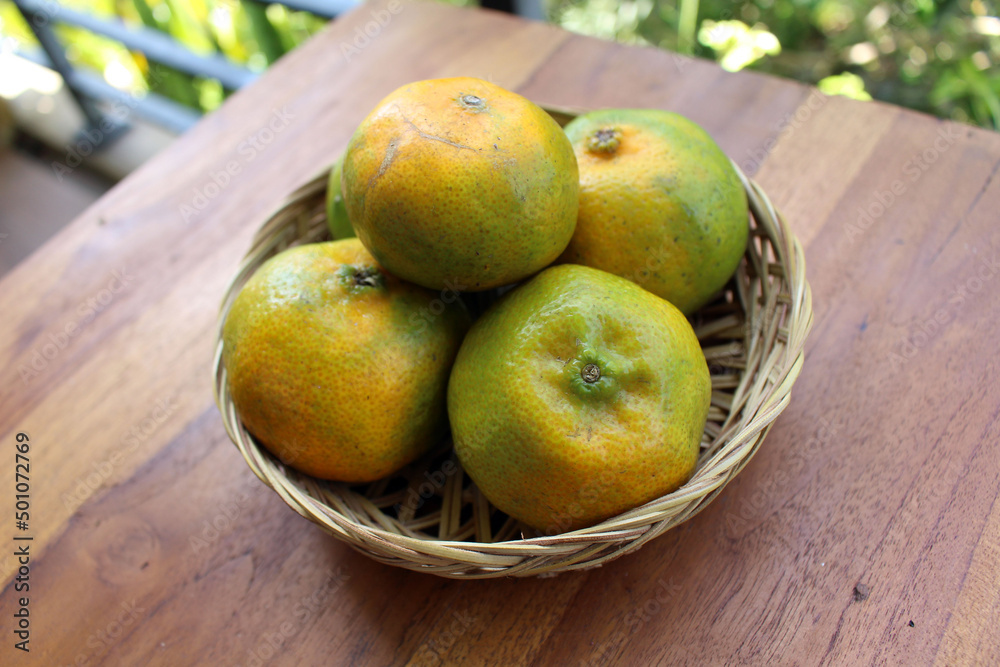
[3,1,1000,664]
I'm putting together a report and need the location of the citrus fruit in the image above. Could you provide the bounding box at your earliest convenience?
[326,152,355,240]
[222,238,470,482]
[342,77,579,291]
[448,264,711,532]
[559,109,748,314]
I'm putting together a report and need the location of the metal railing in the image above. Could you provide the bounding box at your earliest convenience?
[12,0,359,145]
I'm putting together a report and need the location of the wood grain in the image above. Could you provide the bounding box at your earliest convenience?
[2,1,999,665]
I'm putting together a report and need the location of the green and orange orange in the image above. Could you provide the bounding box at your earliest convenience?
[222,239,469,482]
[448,265,711,531]
[560,108,748,314]
[341,77,579,291]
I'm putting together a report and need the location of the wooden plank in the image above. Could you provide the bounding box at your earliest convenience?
[937,491,1000,665]
[2,0,1000,664]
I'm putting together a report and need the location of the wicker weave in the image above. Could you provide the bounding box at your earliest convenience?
[213,106,813,578]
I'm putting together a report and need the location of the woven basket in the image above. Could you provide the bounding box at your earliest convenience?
[213,105,813,579]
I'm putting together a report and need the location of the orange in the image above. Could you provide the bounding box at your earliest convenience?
[559,109,748,314]
[448,264,711,532]
[325,151,355,240]
[222,239,470,482]
[342,77,579,291]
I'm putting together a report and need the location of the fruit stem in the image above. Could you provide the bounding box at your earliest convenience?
[581,363,601,384]
[586,127,622,154]
[459,94,486,112]
[353,267,381,288]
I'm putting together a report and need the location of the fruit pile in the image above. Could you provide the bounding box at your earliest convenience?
[223,77,749,533]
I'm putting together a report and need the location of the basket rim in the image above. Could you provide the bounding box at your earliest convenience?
[212,115,814,577]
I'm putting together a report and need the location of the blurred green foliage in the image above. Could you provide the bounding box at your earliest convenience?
[0,0,997,129]
[547,0,1000,129]
[0,0,326,112]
